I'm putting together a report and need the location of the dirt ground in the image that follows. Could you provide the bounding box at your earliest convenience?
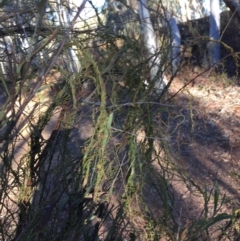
[1,66,240,239]
[158,66,240,233]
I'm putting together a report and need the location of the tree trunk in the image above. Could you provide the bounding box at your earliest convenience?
[138,0,167,93]
[167,15,181,72]
[53,0,82,73]
[208,0,220,66]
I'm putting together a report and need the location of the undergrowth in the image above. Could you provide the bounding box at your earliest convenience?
[0,0,237,240]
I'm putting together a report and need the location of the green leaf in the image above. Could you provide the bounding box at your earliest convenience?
[102,112,114,150]
[204,213,232,230]
[213,182,219,215]
[195,213,232,232]
[90,215,96,221]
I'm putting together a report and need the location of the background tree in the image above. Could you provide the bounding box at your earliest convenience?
[138,0,167,92]
[208,0,220,66]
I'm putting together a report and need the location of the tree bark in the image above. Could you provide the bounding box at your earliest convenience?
[167,15,181,71]
[208,0,220,66]
[138,0,167,93]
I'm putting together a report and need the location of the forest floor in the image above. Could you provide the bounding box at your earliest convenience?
[158,65,240,236]
[1,65,240,239]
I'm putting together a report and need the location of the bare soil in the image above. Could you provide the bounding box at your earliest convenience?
[160,67,240,233]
